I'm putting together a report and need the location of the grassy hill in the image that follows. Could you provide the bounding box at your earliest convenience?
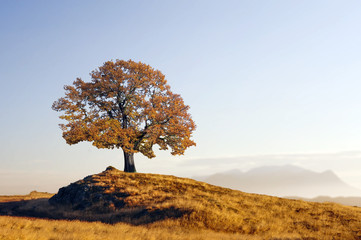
[1,166,361,239]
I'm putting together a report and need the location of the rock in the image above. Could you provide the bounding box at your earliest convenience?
[105,166,116,171]
[49,166,128,212]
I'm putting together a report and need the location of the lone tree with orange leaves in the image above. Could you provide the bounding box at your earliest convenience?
[52,59,196,172]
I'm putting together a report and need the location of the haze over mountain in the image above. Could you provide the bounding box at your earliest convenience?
[194,165,361,198]
[287,196,361,208]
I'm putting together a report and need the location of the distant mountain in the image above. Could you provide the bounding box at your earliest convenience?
[194,165,361,198]
[286,196,361,207]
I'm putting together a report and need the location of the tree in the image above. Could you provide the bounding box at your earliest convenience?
[52,59,196,172]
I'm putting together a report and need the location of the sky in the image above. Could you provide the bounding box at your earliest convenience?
[1,0,361,194]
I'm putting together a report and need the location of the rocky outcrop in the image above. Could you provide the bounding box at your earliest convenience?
[47,166,190,223]
[49,166,129,212]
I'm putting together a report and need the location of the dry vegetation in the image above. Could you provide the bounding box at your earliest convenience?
[0,216,248,240]
[1,166,361,239]
[0,191,54,203]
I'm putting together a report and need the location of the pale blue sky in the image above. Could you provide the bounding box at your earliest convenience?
[1,0,361,194]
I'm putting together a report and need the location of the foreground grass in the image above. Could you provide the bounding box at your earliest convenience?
[1,167,361,239]
[0,216,249,240]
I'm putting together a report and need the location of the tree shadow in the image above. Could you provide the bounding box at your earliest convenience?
[0,198,190,225]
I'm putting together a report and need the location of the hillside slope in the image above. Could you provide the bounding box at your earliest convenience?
[1,166,361,239]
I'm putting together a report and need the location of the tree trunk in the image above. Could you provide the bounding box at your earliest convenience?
[123,151,136,172]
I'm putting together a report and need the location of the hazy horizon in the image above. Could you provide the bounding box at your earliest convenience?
[2,1,361,195]
[1,153,361,196]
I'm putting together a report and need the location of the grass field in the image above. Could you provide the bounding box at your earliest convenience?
[0,215,252,240]
[1,167,361,239]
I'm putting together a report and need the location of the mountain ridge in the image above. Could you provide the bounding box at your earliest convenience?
[286,196,361,207]
[194,165,361,198]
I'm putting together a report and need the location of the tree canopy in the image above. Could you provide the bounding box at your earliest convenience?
[52,59,196,172]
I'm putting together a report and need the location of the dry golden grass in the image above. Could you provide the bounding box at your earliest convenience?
[0,191,54,203]
[1,167,361,239]
[0,216,250,240]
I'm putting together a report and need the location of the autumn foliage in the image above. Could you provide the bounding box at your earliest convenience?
[52,59,196,172]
